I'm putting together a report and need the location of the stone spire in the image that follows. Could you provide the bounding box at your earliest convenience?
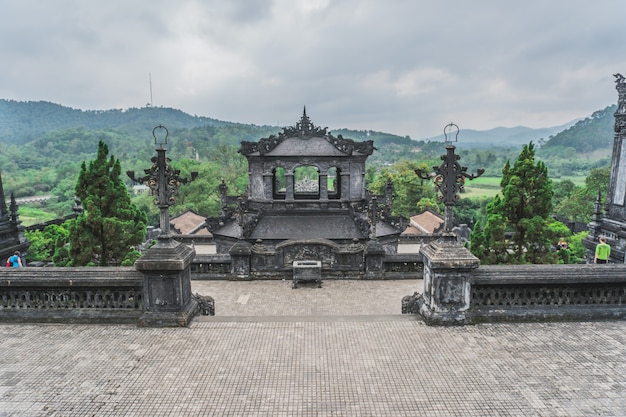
[588,192,604,239]
[9,192,20,225]
[605,74,626,219]
[295,106,313,136]
[0,171,7,220]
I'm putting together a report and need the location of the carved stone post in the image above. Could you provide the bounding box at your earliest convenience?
[364,239,385,279]
[128,125,199,327]
[364,197,385,278]
[416,235,479,325]
[229,240,252,280]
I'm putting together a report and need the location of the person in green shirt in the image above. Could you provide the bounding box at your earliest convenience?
[594,237,611,264]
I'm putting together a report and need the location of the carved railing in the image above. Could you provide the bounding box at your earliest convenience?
[191,254,232,278]
[468,264,626,322]
[0,267,143,324]
[383,254,423,279]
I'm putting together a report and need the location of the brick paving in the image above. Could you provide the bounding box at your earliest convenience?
[2,279,626,416]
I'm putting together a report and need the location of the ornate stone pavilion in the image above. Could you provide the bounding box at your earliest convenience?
[0,173,30,265]
[584,74,626,263]
[206,109,407,279]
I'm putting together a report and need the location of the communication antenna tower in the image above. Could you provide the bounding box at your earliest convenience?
[149,72,153,107]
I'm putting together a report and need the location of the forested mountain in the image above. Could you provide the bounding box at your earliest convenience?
[0,99,226,145]
[0,99,594,150]
[0,100,425,156]
[541,105,616,152]
[0,100,445,180]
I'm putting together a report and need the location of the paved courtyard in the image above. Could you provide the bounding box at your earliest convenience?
[2,279,626,416]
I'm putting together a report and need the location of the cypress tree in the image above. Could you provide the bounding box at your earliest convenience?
[69,141,146,266]
[472,142,557,264]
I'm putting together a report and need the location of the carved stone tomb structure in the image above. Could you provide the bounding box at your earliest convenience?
[206,109,407,280]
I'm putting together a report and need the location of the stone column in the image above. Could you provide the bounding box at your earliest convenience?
[263,171,274,201]
[340,171,351,201]
[135,239,198,327]
[415,235,479,325]
[319,173,328,200]
[285,172,295,202]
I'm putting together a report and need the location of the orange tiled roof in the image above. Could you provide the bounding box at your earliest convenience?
[169,210,211,235]
[402,210,444,235]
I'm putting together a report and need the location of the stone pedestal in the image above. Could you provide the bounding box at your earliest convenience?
[229,240,252,280]
[416,235,479,325]
[135,238,197,327]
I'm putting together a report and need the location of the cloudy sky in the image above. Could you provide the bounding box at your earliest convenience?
[2,0,625,139]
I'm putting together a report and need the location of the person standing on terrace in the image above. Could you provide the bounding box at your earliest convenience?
[594,237,611,264]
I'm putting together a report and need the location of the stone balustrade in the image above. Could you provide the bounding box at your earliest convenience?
[468,264,626,323]
[404,251,626,325]
[0,267,143,324]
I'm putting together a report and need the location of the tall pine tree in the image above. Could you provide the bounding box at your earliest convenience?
[69,141,146,266]
[471,142,557,264]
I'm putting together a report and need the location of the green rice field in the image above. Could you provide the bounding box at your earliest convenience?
[462,176,501,198]
[462,175,586,199]
[17,206,58,227]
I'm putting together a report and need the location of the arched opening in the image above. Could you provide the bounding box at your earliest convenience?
[294,165,320,200]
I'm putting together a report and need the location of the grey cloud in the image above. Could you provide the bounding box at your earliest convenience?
[1,0,625,138]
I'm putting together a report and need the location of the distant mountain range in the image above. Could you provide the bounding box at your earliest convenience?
[425,122,579,148]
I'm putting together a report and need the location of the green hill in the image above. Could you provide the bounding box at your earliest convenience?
[0,100,229,145]
[541,105,615,152]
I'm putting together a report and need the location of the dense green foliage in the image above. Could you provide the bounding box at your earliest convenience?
[69,141,147,266]
[25,223,70,264]
[367,160,440,217]
[553,166,610,223]
[471,143,560,264]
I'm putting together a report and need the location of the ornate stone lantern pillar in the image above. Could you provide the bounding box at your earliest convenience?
[128,125,199,327]
[412,124,483,324]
